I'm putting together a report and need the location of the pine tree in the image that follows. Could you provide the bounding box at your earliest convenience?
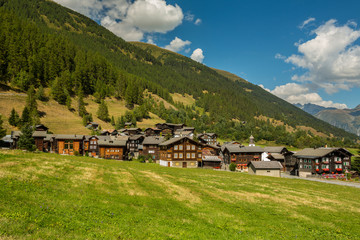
[77,89,87,117]
[26,85,39,123]
[8,108,20,127]
[66,94,72,110]
[0,115,6,139]
[111,116,115,126]
[51,77,67,104]
[18,123,36,151]
[36,85,47,101]
[20,106,31,127]
[97,100,110,122]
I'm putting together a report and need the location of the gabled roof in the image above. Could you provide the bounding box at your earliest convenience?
[198,133,217,138]
[32,131,48,138]
[143,136,165,145]
[248,161,283,170]
[293,148,348,158]
[268,153,285,160]
[202,155,222,162]
[159,136,197,146]
[11,131,22,138]
[203,144,220,150]
[224,145,243,153]
[98,139,127,147]
[238,146,264,153]
[264,146,286,153]
[55,134,84,140]
[129,135,145,141]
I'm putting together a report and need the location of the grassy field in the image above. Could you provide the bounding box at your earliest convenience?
[0,150,359,239]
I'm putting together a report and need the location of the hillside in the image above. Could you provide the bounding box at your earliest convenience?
[0,150,359,239]
[0,0,358,145]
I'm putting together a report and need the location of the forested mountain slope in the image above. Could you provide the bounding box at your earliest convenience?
[0,0,358,145]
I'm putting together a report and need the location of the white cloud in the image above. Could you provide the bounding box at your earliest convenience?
[164,37,191,52]
[54,0,184,41]
[284,19,360,94]
[299,17,315,29]
[275,53,286,60]
[259,84,270,92]
[147,36,156,45]
[190,48,204,63]
[185,13,194,22]
[270,83,348,109]
[195,18,202,26]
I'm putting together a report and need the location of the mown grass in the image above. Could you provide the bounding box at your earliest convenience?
[0,150,359,239]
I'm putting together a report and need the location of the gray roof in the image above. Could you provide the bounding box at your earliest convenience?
[98,139,127,147]
[159,136,196,146]
[143,136,165,145]
[11,131,22,138]
[238,146,264,153]
[248,161,283,169]
[294,148,338,158]
[44,134,55,141]
[264,146,286,153]
[32,131,48,138]
[268,153,285,160]
[129,135,145,141]
[202,155,222,162]
[198,133,216,138]
[224,145,243,153]
[55,134,84,140]
[1,135,13,143]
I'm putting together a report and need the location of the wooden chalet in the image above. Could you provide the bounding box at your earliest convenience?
[293,148,353,177]
[247,161,283,177]
[43,134,55,152]
[159,137,202,168]
[263,146,294,172]
[201,144,222,169]
[55,134,85,155]
[32,131,48,152]
[155,123,185,136]
[123,128,142,136]
[86,122,100,130]
[222,145,264,172]
[127,134,145,159]
[142,136,165,162]
[197,133,217,145]
[98,139,127,160]
[34,124,49,132]
[100,129,118,136]
[144,127,162,136]
[174,127,195,138]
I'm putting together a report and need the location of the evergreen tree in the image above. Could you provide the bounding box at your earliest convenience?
[8,108,20,127]
[0,115,6,139]
[111,116,115,126]
[51,77,67,104]
[97,100,110,122]
[20,106,31,126]
[18,124,36,151]
[77,89,87,117]
[66,95,72,110]
[352,149,360,173]
[36,85,47,101]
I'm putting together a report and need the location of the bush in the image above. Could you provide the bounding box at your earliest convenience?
[229,163,236,172]
[74,151,80,156]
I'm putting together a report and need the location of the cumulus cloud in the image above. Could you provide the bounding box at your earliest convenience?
[164,37,191,52]
[284,19,360,94]
[190,48,205,63]
[54,0,184,41]
[270,83,348,109]
[299,17,315,29]
[259,84,270,92]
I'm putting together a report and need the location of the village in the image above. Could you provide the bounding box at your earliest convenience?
[5,122,353,178]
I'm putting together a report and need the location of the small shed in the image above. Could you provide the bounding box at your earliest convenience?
[247,161,283,177]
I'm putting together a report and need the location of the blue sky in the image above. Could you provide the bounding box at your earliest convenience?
[54,0,360,109]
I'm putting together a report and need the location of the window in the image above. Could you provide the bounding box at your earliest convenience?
[179,145,183,150]
[300,159,303,163]
[64,140,74,150]
[179,153,183,158]
[191,153,195,158]
[191,145,195,150]
[315,159,318,163]
[149,150,155,154]
[174,153,178,159]
[174,145,178,150]
[186,145,190,150]
[198,153,201,158]
[308,165,312,169]
[186,153,190,158]
[168,154,171,158]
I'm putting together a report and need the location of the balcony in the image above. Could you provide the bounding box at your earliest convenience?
[334,161,342,164]
[336,168,343,172]
[322,168,330,172]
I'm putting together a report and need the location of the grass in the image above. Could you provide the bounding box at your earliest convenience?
[0,150,359,239]
[171,93,195,106]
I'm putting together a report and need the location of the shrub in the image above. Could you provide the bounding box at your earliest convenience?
[74,151,80,156]
[229,163,236,172]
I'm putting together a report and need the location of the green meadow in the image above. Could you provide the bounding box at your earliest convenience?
[0,150,359,239]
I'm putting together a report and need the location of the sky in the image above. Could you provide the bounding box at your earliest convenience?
[53,0,360,109]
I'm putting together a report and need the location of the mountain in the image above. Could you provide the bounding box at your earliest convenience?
[0,0,358,146]
[294,103,336,116]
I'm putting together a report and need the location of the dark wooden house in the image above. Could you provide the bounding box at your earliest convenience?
[197,133,218,145]
[98,139,127,160]
[55,135,85,155]
[201,144,222,169]
[222,145,264,172]
[293,148,353,177]
[263,146,294,171]
[142,136,165,162]
[127,135,145,159]
[159,137,202,168]
[144,128,162,136]
[32,131,48,151]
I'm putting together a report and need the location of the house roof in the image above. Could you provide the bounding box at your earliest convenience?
[159,136,197,146]
[203,144,220,150]
[55,134,84,140]
[126,128,142,131]
[44,134,55,141]
[264,146,286,153]
[129,135,145,141]
[32,131,48,138]
[293,148,348,158]
[11,131,22,138]
[198,133,217,138]
[248,161,283,170]
[98,139,127,147]
[143,136,165,145]
[202,155,222,162]
[268,153,285,160]
[1,135,13,143]
[238,146,264,153]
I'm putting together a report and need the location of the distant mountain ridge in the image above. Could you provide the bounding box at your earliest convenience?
[295,103,360,136]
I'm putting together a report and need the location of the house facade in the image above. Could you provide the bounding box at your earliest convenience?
[201,144,222,168]
[142,136,165,162]
[293,148,353,177]
[159,137,202,168]
[98,139,127,160]
[223,146,264,172]
[55,135,85,155]
[198,133,217,145]
[248,161,283,177]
